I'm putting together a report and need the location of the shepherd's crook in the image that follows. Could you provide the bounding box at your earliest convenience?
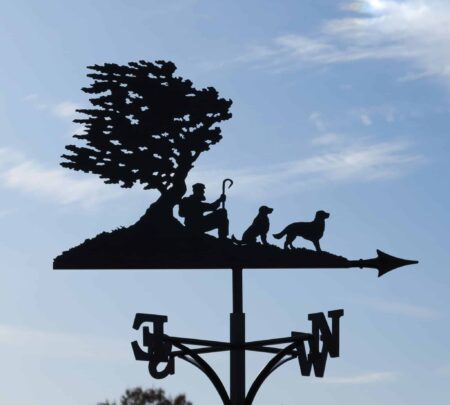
[221,178,233,209]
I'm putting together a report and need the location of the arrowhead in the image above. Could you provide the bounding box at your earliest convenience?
[376,249,418,277]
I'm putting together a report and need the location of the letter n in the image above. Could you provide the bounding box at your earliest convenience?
[309,309,344,358]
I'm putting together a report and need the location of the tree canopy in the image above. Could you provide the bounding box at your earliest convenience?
[97,387,192,405]
[62,60,232,196]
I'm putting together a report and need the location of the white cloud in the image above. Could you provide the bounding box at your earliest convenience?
[0,324,127,361]
[191,140,423,199]
[23,94,80,120]
[360,112,373,126]
[51,101,80,119]
[241,0,450,81]
[23,93,48,110]
[352,106,397,126]
[321,371,398,384]
[309,112,326,131]
[0,147,120,208]
[23,93,38,102]
[311,133,341,146]
[368,300,439,320]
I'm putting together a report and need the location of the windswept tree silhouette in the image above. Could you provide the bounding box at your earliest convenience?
[62,60,232,226]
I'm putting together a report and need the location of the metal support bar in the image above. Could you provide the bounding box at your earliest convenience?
[167,336,231,348]
[245,334,312,348]
[171,347,231,356]
[246,342,298,405]
[232,267,243,313]
[172,341,231,405]
[245,347,298,355]
[230,268,245,405]
[133,268,343,405]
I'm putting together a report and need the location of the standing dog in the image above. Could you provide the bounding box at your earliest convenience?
[273,210,330,251]
[232,206,273,245]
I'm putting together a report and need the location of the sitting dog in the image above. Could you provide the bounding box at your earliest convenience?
[273,210,330,251]
[232,206,273,245]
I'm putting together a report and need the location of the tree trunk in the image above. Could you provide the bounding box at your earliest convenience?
[134,181,187,232]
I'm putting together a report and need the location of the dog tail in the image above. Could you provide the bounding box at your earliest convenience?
[272,229,287,239]
[231,235,244,245]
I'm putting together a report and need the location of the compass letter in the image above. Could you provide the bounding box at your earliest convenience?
[131,313,175,379]
[293,309,344,377]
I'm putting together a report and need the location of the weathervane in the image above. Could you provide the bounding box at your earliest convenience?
[54,60,418,405]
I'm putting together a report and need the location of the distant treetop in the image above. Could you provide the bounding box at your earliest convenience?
[97,386,192,405]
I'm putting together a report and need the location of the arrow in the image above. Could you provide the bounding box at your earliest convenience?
[349,250,418,277]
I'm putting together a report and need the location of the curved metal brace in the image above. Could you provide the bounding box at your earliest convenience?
[171,341,231,405]
[270,354,296,375]
[246,342,298,405]
[179,355,202,370]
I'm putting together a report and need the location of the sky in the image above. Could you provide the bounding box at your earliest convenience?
[0,0,449,404]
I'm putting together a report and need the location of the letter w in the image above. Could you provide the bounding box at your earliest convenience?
[292,309,344,378]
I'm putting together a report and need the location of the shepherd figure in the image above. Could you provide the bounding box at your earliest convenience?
[179,183,229,240]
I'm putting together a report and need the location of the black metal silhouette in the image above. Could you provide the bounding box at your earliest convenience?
[132,269,344,405]
[179,183,229,240]
[53,59,419,405]
[53,61,417,274]
[352,249,418,277]
[221,178,233,209]
[61,60,231,232]
[232,206,273,246]
[273,210,330,251]
[55,239,417,275]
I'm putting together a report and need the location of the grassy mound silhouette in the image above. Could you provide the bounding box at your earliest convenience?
[53,219,350,270]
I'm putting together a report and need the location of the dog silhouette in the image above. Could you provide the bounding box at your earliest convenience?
[232,206,273,245]
[273,210,330,251]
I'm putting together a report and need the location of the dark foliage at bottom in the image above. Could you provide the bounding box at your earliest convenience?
[97,387,192,405]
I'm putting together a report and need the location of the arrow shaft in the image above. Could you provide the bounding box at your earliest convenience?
[348,258,379,270]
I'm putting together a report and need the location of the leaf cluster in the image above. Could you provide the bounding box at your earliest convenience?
[62,60,232,192]
[97,387,192,405]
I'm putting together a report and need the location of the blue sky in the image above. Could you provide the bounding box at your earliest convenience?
[0,0,449,404]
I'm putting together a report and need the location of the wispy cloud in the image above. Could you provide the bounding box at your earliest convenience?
[311,132,342,146]
[23,94,80,120]
[239,0,450,81]
[23,93,48,110]
[51,101,80,119]
[191,140,423,199]
[23,95,87,138]
[0,324,127,361]
[321,371,398,384]
[368,300,440,320]
[351,106,397,126]
[0,147,120,208]
[359,112,373,126]
[310,112,327,131]
[23,93,80,119]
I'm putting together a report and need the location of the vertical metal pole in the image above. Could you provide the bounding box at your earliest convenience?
[230,268,245,405]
